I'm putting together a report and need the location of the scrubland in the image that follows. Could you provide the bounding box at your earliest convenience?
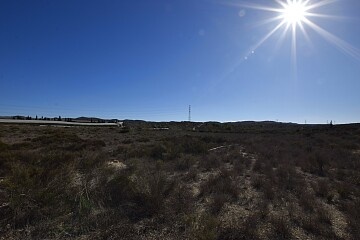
[0,122,359,239]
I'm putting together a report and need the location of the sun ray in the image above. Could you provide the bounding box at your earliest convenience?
[303,18,360,60]
[274,22,292,52]
[305,0,338,11]
[247,20,287,56]
[249,16,284,29]
[305,13,343,19]
[221,1,283,13]
[291,23,298,77]
[297,21,312,47]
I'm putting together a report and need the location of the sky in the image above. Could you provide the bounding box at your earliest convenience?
[1,0,360,123]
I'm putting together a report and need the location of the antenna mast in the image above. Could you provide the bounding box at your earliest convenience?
[188,105,191,122]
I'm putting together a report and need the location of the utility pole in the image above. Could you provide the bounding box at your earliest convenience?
[188,105,191,122]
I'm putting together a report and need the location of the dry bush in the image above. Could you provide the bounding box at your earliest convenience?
[143,168,175,215]
[336,182,353,200]
[0,140,8,151]
[88,218,136,240]
[1,159,74,229]
[301,150,329,176]
[232,158,245,175]
[0,141,11,176]
[199,153,222,170]
[251,175,265,190]
[174,156,196,171]
[275,164,305,195]
[137,137,150,142]
[168,183,194,215]
[228,149,249,175]
[104,173,151,220]
[261,180,276,201]
[313,179,334,203]
[290,201,336,239]
[298,190,317,213]
[210,193,228,215]
[165,135,208,156]
[200,170,238,200]
[269,216,292,240]
[122,138,133,144]
[299,214,337,238]
[218,213,261,240]
[149,143,167,159]
[316,205,332,226]
[184,167,198,182]
[0,130,111,237]
[200,170,238,214]
[342,199,360,239]
[252,158,264,173]
[185,213,219,240]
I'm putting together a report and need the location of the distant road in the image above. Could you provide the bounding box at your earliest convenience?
[0,119,119,126]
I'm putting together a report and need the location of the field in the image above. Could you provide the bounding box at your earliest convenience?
[0,121,359,239]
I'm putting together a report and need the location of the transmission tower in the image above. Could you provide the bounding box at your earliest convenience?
[188,105,191,122]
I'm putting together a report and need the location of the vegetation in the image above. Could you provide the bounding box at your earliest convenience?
[0,121,359,239]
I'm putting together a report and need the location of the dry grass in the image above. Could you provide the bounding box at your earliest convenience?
[0,122,359,239]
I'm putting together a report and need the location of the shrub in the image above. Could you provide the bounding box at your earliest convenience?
[169,136,208,155]
[0,140,8,151]
[143,169,174,215]
[186,213,219,240]
[300,214,336,238]
[275,163,303,193]
[1,157,74,229]
[200,170,238,199]
[149,144,166,159]
[270,216,292,240]
[313,179,331,199]
[336,182,353,199]
[210,193,228,215]
[316,206,332,225]
[122,139,133,144]
[119,127,130,133]
[232,157,246,175]
[174,156,195,171]
[262,180,275,200]
[200,153,221,170]
[298,190,317,213]
[104,174,150,220]
[342,199,360,239]
[168,183,194,215]
[251,175,265,190]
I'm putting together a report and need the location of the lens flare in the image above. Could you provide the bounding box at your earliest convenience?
[226,0,360,75]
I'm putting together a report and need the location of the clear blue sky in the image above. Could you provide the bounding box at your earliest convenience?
[1,0,359,123]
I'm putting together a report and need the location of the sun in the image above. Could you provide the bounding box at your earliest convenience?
[280,0,308,26]
[228,0,360,69]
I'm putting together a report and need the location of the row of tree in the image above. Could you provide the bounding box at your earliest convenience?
[12,116,118,123]
[12,115,74,121]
